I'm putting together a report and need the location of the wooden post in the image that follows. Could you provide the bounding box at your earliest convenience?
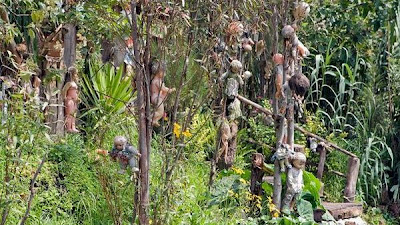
[316,144,326,180]
[344,157,360,202]
[250,153,265,196]
[273,160,282,209]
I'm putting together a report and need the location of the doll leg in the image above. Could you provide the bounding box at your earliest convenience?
[279,159,285,173]
[118,160,127,174]
[65,99,79,133]
[129,157,139,173]
[281,190,295,215]
[152,102,164,126]
[70,102,79,132]
[284,157,292,169]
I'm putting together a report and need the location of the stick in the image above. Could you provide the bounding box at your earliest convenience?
[19,153,47,225]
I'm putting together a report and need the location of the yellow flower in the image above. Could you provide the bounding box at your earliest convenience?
[272,211,279,218]
[173,123,181,138]
[239,178,247,184]
[245,191,254,200]
[228,189,235,196]
[267,196,273,203]
[182,129,192,137]
[232,166,245,175]
[256,203,262,209]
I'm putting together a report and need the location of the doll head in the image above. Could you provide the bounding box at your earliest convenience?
[291,152,306,169]
[114,136,127,150]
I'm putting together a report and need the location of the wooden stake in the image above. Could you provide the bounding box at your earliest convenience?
[344,157,360,202]
[316,144,326,180]
[272,160,282,209]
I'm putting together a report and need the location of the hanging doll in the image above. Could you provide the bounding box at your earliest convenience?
[150,60,175,126]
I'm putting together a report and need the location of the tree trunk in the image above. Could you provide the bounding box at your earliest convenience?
[58,23,77,136]
[45,79,58,133]
[131,1,150,224]
[63,24,77,69]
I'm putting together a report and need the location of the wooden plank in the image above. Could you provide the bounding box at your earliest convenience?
[322,202,363,220]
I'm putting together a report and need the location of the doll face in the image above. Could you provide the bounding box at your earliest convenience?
[115,142,124,150]
[113,136,127,150]
[292,158,305,169]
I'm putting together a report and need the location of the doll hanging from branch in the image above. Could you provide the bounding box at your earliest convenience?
[150,60,175,126]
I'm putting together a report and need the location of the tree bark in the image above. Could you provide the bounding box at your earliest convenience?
[45,79,58,133]
[131,1,150,224]
[63,24,77,69]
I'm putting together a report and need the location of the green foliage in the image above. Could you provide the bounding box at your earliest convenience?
[297,198,314,221]
[80,61,135,135]
[362,207,399,225]
[186,111,216,159]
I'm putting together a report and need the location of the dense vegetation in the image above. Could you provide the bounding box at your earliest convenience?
[1,0,400,224]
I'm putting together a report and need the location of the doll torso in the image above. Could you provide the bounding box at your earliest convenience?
[150,76,168,104]
[66,82,78,101]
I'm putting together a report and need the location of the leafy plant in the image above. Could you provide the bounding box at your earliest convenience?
[80,61,135,133]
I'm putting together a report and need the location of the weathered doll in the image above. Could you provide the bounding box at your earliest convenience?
[241,33,255,52]
[63,67,79,133]
[217,117,231,163]
[282,152,307,214]
[272,143,293,173]
[150,61,175,126]
[273,53,285,100]
[109,136,141,174]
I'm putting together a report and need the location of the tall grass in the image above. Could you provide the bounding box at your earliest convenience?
[306,44,393,204]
